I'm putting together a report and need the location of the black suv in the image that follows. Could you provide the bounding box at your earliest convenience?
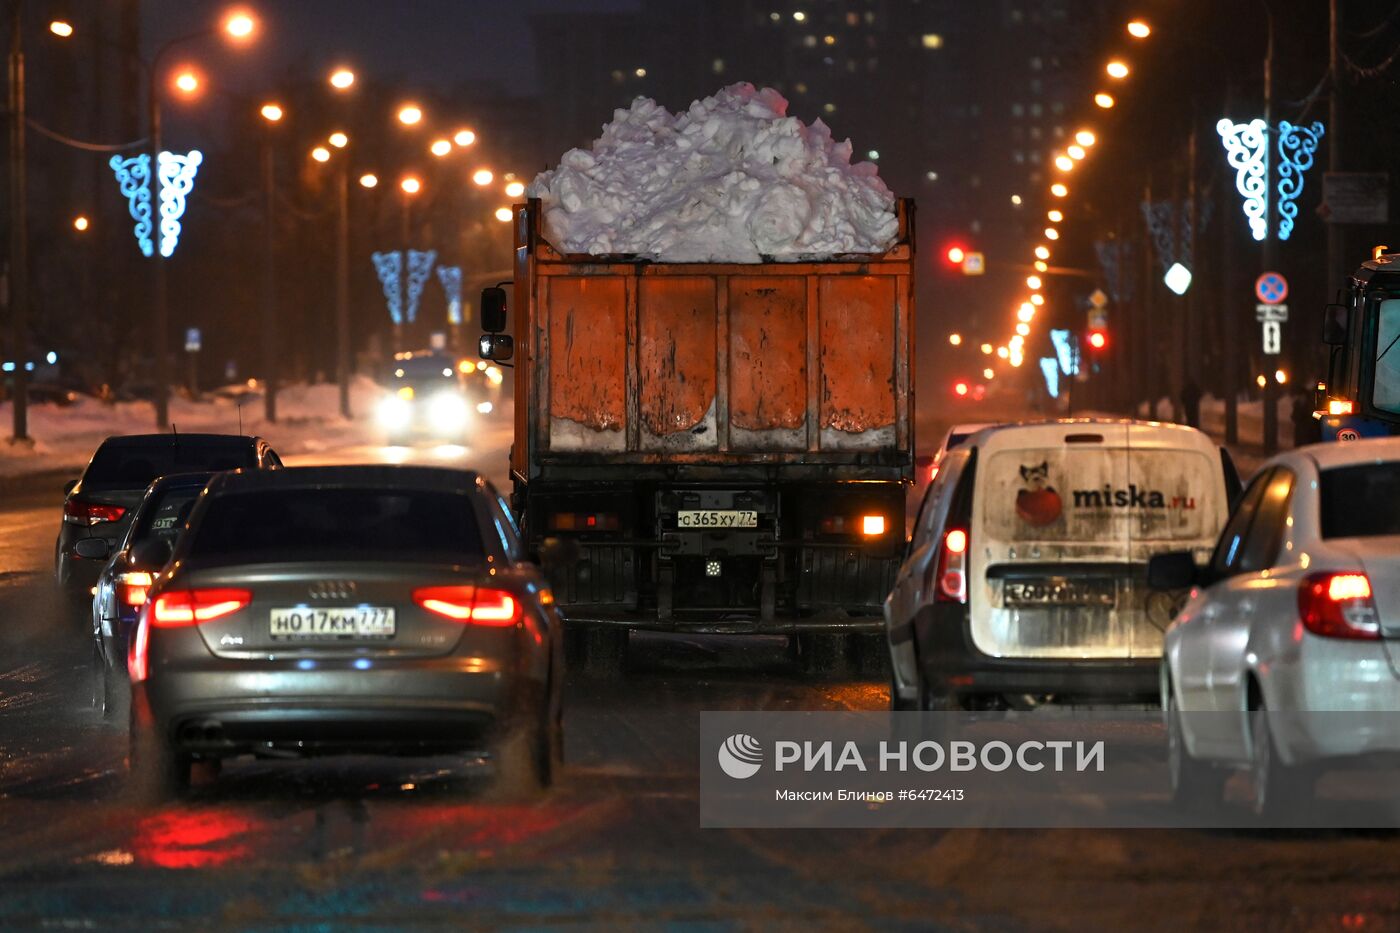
[56,434,281,603]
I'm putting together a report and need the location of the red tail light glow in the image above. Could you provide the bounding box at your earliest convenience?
[934,528,969,603]
[117,571,154,608]
[1299,572,1380,640]
[152,588,252,627]
[414,585,521,626]
[64,499,126,527]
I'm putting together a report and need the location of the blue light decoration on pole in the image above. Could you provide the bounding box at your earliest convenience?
[1039,357,1061,399]
[1276,120,1324,241]
[405,249,437,325]
[109,149,203,257]
[1217,118,1323,241]
[371,251,404,325]
[109,153,154,257]
[436,265,463,325]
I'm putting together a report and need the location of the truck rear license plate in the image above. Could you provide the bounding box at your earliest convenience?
[270,607,396,639]
[1003,579,1116,608]
[677,510,758,529]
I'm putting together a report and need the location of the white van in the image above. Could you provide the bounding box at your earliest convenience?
[885,420,1239,709]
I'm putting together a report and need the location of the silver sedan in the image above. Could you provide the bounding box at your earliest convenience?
[1152,438,1400,817]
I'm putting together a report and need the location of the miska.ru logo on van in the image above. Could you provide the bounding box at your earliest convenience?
[1070,485,1197,511]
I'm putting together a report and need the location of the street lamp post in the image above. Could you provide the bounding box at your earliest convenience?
[8,0,29,442]
[335,157,351,418]
[260,110,279,423]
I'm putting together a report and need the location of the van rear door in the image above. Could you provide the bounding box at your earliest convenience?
[970,426,1222,660]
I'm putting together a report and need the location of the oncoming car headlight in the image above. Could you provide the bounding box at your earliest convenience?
[377,395,411,429]
[428,391,468,431]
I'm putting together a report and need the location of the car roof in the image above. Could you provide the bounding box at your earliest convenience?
[149,471,217,490]
[966,418,1219,455]
[99,433,259,448]
[204,464,484,495]
[1270,437,1400,473]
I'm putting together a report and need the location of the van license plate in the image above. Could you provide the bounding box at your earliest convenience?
[677,510,758,529]
[1003,579,1116,608]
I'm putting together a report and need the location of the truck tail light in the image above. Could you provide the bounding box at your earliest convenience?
[414,585,521,626]
[861,514,886,536]
[1298,572,1380,640]
[117,571,154,608]
[152,588,252,627]
[933,528,969,603]
[64,499,126,526]
[551,512,620,531]
[1327,399,1354,416]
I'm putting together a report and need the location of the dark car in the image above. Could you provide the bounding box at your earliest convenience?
[126,466,563,800]
[88,472,214,721]
[376,351,481,445]
[55,434,281,604]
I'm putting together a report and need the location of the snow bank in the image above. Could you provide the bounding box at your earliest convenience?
[530,83,899,262]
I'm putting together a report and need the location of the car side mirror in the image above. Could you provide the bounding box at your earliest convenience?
[480,287,508,333]
[130,538,173,569]
[479,333,514,362]
[63,478,78,496]
[74,538,111,560]
[1322,304,1348,346]
[1147,551,1198,590]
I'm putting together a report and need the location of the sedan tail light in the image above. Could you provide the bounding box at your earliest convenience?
[414,585,521,626]
[64,499,126,526]
[151,588,253,627]
[933,528,969,603]
[1298,572,1380,640]
[116,571,154,608]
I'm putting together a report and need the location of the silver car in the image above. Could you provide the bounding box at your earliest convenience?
[126,465,563,800]
[1152,438,1400,816]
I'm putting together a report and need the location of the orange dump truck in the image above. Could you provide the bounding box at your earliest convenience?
[478,198,916,670]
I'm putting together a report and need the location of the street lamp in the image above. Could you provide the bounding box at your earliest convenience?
[359,172,379,189]
[1054,154,1074,172]
[1105,60,1130,79]
[258,101,281,424]
[1075,129,1097,147]
[259,102,283,122]
[173,69,201,96]
[1127,20,1151,39]
[400,175,422,195]
[1047,209,1063,222]
[504,181,526,198]
[311,145,331,163]
[494,207,512,222]
[471,168,494,186]
[72,215,89,232]
[397,104,423,126]
[48,20,72,38]
[948,333,962,346]
[328,131,349,149]
[223,10,257,40]
[1050,183,1068,198]
[453,129,476,147]
[329,68,356,90]
[1094,92,1116,109]
[430,138,452,157]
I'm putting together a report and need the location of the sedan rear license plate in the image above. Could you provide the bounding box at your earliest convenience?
[1003,579,1116,608]
[270,607,396,640]
[677,509,758,529]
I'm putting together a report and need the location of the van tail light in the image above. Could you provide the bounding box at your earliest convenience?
[414,586,522,626]
[116,571,154,608]
[64,499,126,527]
[1298,572,1380,640]
[1327,399,1355,416]
[151,588,253,627]
[933,528,969,603]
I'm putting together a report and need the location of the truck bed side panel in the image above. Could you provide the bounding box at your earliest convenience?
[819,275,897,449]
[547,276,627,451]
[728,276,807,450]
[639,277,718,450]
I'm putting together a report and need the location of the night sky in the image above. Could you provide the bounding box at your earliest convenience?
[144,0,640,95]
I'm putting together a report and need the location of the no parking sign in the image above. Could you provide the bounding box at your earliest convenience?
[1255,272,1288,305]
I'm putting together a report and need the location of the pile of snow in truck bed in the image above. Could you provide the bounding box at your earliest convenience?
[529,83,899,263]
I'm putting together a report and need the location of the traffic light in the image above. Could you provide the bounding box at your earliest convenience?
[1087,329,1108,351]
[945,245,966,266]
[953,380,970,397]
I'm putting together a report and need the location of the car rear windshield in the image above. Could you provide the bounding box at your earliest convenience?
[131,486,205,546]
[186,488,486,563]
[84,443,254,491]
[1319,463,1400,538]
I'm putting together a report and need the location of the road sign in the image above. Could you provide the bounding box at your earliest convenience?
[1088,288,1109,309]
[962,252,985,275]
[184,328,201,353]
[1262,320,1282,355]
[1255,303,1289,322]
[1255,272,1288,304]
[1323,172,1389,225]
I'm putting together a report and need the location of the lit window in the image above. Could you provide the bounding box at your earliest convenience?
[824,34,836,45]
[824,102,836,113]
[713,58,725,74]
[921,34,944,49]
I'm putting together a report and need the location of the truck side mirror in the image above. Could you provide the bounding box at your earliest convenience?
[481,287,508,333]
[1322,304,1348,345]
[479,333,514,362]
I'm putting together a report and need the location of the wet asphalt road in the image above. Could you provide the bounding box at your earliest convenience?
[3,442,1400,929]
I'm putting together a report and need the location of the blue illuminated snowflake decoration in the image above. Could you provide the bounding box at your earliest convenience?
[405,250,437,325]
[1050,328,1078,377]
[1276,120,1324,242]
[109,153,154,258]
[436,265,463,325]
[1039,357,1061,400]
[156,150,203,258]
[1217,118,1270,241]
[372,251,404,325]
